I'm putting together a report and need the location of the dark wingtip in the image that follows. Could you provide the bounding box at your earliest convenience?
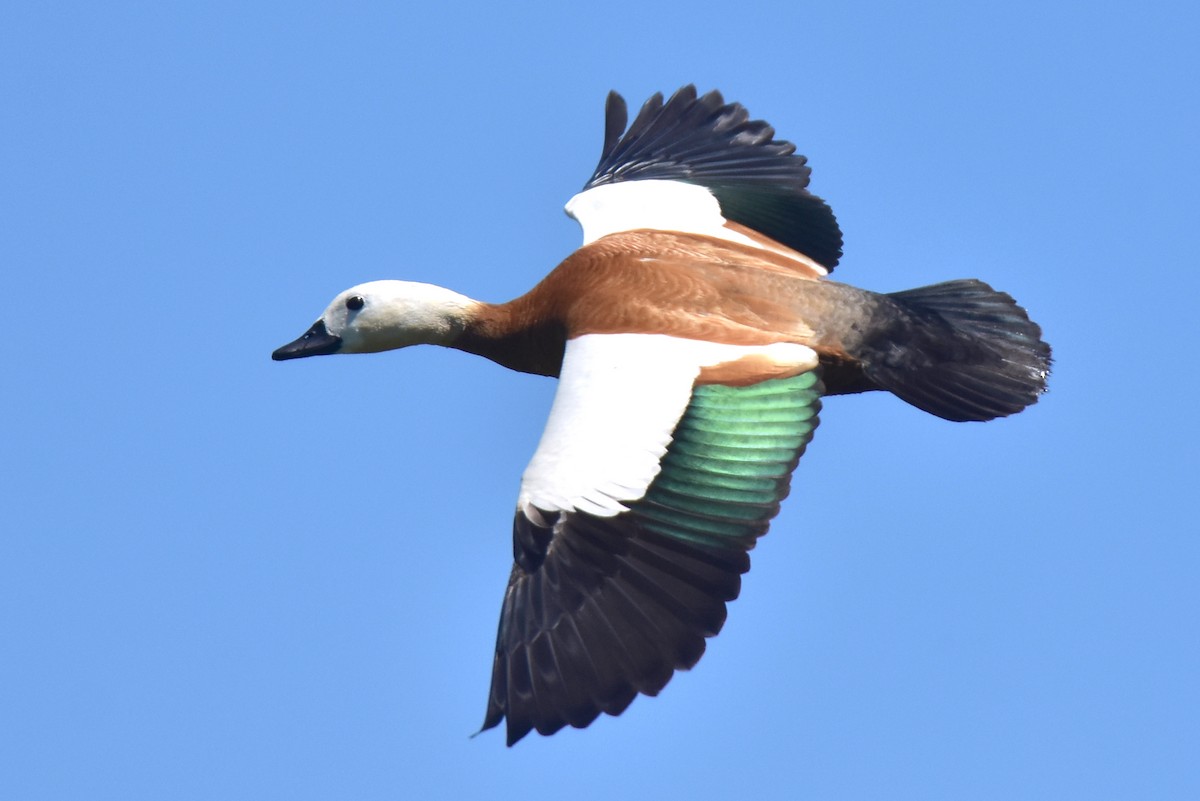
[583,85,843,269]
[601,90,628,162]
[470,713,503,742]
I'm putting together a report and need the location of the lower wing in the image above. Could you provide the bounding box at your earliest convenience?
[482,332,823,744]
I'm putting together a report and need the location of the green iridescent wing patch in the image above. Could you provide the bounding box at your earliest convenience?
[634,369,822,549]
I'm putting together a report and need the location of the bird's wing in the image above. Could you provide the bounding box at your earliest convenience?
[565,85,843,273]
[480,333,823,745]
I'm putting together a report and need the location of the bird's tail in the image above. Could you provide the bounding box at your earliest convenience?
[863,279,1051,422]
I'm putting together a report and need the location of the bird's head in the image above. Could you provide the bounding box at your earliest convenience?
[272,280,478,361]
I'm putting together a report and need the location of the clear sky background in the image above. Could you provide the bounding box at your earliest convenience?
[3,2,1197,799]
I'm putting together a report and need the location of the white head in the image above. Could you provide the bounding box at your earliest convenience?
[272,280,479,361]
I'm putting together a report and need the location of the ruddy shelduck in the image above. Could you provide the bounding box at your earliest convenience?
[273,86,1051,745]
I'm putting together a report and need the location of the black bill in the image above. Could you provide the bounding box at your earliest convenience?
[272,319,342,361]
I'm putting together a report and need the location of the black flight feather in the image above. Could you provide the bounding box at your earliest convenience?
[584,85,843,269]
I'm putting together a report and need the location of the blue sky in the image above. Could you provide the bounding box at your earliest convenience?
[2,2,1197,799]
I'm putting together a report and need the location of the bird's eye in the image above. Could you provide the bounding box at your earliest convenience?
[345,296,365,311]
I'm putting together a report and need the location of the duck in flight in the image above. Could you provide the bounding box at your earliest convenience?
[273,85,1051,745]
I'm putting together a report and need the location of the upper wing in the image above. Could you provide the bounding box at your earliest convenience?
[565,85,843,273]
[480,333,823,745]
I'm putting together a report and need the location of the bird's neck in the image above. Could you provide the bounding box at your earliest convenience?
[452,297,567,378]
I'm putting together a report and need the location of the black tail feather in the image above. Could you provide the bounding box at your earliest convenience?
[867,279,1050,422]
